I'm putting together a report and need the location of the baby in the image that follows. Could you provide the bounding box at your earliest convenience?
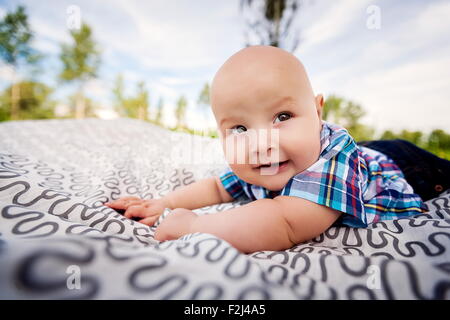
[105,45,433,253]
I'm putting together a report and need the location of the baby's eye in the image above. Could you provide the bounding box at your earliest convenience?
[274,112,292,124]
[230,125,247,134]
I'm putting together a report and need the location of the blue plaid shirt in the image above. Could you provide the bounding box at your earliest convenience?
[219,120,428,228]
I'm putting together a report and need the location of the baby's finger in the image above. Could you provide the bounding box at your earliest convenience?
[108,195,141,202]
[124,205,149,219]
[106,198,142,209]
[139,215,160,226]
[120,196,141,201]
[104,200,124,208]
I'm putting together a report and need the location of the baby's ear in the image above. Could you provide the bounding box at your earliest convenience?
[315,94,324,119]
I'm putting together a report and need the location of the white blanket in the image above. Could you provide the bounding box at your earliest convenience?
[0,118,449,299]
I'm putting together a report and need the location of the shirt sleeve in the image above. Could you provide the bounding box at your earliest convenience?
[279,129,368,228]
[218,166,249,201]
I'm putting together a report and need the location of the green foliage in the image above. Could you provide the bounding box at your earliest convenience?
[135,81,149,120]
[380,128,450,160]
[0,80,56,121]
[112,74,150,120]
[0,5,40,67]
[379,130,396,140]
[112,73,126,117]
[380,129,423,145]
[0,5,42,120]
[59,23,101,119]
[427,130,450,160]
[323,95,375,142]
[59,23,100,83]
[197,82,210,108]
[155,97,164,125]
[65,93,97,118]
[324,95,450,160]
[167,125,219,139]
[175,95,188,128]
[428,129,450,150]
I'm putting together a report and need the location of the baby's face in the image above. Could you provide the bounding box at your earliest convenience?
[211,46,324,191]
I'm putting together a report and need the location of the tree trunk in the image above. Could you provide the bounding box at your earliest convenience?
[273,0,281,47]
[138,105,144,120]
[10,71,20,120]
[75,85,85,119]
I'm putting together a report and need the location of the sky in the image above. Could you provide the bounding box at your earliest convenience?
[0,0,449,135]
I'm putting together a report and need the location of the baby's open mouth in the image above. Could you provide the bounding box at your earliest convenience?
[255,160,289,169]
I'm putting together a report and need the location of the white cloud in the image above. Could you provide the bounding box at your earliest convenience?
[314,51,450,134]
[416,1,450,36]
[0,64,16,82]
[149,82,179,101]
[101,0,242,70]
[302,0,450,134]
[350,55,450,133]
[296,0,373,54]
[361,1,450,64]
[160,77,197,86]
[29,15,68,44]
[32,37,60,54]
[186,107,216,130]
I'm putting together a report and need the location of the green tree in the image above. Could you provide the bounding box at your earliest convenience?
[175,95,188,129]
[59,23,100,119]
[67,93,97,118]
[197,82,211,129]
[323,95,375,142]
[0,80,55,121]
[0,5,41,120]
[124,81,150,120]
[399,130,424,147]
[111,75,149,120]
[112,73,126,117]
[240,0,301,51]
[155,97,164,126]
[197,82,210,107]
[378,128,450,160]
[428,129,450,150]
[380,130,396,140]
[379,129,424,146]
[135,81,149,121]
[322,95,344,124]
[426,129,450,160]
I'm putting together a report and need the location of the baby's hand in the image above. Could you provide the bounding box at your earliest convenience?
[104,196,167,226]
[154,208,198,242]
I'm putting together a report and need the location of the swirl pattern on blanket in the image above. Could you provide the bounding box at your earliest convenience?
[0,119,449,299]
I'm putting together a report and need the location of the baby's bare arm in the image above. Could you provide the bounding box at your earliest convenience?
[162,176,233,210]
[187,196,342,253]
[189,198,293,253]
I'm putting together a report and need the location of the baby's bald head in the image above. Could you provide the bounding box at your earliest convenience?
[210,46,325,189]
[210,45,318,124]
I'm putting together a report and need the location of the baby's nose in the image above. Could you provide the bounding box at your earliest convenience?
[249,129,277,151]
[249,143,276,165]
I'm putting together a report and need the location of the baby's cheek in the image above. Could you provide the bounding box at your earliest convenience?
[229,163,248,176]
[292,140,321,171]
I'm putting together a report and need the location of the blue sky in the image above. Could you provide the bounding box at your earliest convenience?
[0,0,449,134]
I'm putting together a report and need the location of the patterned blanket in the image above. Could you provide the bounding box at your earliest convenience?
[0,118,449,299]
